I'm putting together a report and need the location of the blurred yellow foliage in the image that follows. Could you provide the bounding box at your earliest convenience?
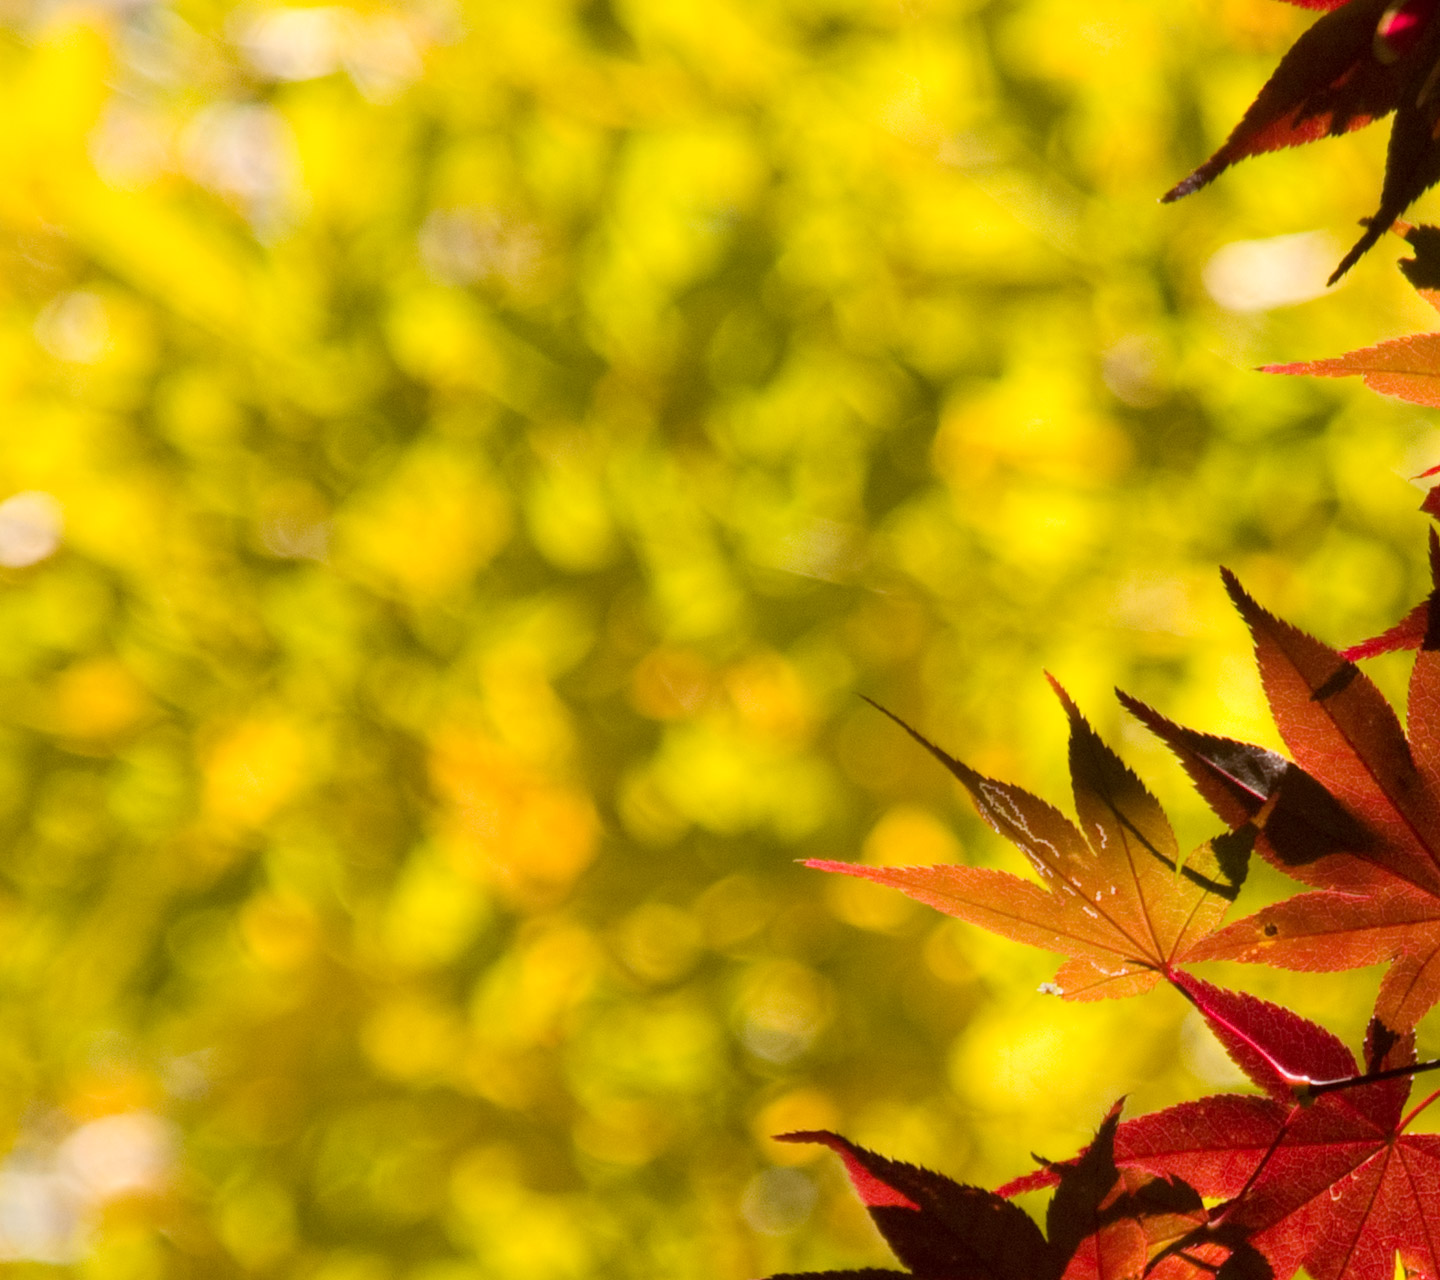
[0,0,1429,1275]
[430,731,598,901]
[43,656,151,740]
[204,716,311,829]
[337,446,513,600]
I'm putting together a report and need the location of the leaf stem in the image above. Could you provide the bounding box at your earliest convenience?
[1402,1085,1440,1131]
[1304,1055,1440,1099]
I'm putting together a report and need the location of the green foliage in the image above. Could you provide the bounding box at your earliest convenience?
[0,0,1435,1276]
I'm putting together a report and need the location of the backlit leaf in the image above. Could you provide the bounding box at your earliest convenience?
[810,687,1247,999]
[1264,225,1440,402]
[767,1106,1231,1280]
[1173,572,1440,1027]
[1164,0,1440,279]
[1003,988,1440,1280]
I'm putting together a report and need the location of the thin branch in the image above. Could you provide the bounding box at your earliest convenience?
[1302,1055,1440,1100]
[1402,1085,1440,1131]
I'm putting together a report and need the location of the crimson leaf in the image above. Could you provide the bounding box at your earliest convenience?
[1178,571,1440,1029]
[765,1105,1237,1280]
[1000,982,1440,1280]
[1164,0,1440,281]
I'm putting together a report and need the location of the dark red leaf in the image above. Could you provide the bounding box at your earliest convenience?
[766,1272,910,1279]
[1117,689,1371,882]
[1163,0,1420,202]
[1163,0,1440,280]
[1046,1104,1146,1280]
[1220,569,1440,897]
[1329,12,1440,281]
[773,1107,1232,1280]
[1170,574,1440,1027]
[1002,997,1440,1280]
[1393,219,1440,296]
[1171,972,1359,1101]
[770,1130,1050,1280]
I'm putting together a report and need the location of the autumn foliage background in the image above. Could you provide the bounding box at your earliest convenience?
[4,0,1440,1276]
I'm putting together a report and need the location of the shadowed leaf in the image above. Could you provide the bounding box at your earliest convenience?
[1164,0,1440,280]
[1167,572,1440,1028]
[770,1108,1232,1280]
[1002,989,1438,1280]
[771,1130,1051,1280]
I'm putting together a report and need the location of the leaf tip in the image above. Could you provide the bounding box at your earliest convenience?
[1218,566,1251,613]
[1329,220,1381,287]
[1044,671,1078,717]
[803,858,858,875]
[1162,166,1212,203]
[776,1132,922,1211]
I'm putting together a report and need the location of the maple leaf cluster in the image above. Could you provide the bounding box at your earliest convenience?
[764,528,1440,1279]
[750,10,1440,1273]
[761,239,1440,1280]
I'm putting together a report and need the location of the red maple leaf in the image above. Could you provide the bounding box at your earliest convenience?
[1132,569,1440,1030]
[1333,523,1440,661]
[1260,223,1440,409]
[1004,977,1440,1280]
[1163,0,1440,281]
[1262,223,1440,403]
[809,682,1249,1000]
[763,1103,1250,1280]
